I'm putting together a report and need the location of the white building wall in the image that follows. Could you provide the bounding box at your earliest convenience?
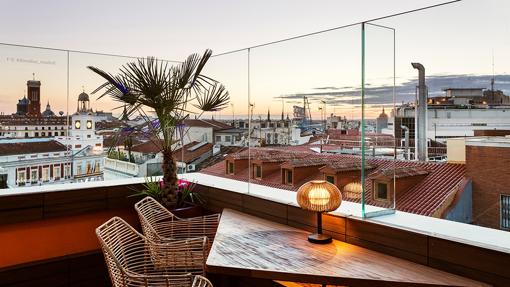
[179,127,213,145]
[394,107,510,142]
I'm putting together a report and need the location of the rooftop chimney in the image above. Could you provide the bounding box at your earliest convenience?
[411,63,428,161]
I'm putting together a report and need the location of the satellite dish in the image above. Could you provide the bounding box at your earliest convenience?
[59,111,64,116]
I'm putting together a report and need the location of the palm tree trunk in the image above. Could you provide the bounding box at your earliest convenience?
[161,147,178,207]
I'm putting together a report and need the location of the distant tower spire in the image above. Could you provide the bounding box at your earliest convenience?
[491,51,495,92]
[32,73,35,80]
[121,105,129,121]
[267,109,271,122]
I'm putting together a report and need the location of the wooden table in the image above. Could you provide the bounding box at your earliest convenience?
[206,209,490,287]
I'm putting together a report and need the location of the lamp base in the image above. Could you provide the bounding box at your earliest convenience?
[307,233,332,244]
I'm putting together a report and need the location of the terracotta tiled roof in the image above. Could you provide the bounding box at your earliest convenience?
[103,135,144,149]
[174,141,213,163]
[371,166,429,180]
[201,147,467,217]
[130,140,164,153]
[281,156,332,168]
[130,140,213,164]
[320,161,376,173]
[183,119,232,130]
[0,140,67,156]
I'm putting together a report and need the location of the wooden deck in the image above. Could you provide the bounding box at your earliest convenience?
[206,209,490,287]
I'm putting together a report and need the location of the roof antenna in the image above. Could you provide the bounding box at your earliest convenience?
[32,73,35,80]
[491,50,495,92]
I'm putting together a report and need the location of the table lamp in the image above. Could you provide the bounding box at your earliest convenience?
[297,180,342,244]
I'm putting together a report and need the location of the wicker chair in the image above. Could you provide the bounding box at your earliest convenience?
[135,197,220,253]
[96,217,210,287]
[192,275,214,287]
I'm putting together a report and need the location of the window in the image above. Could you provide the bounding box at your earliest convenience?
[42,167,50,182]
[41,132,45,136]
[227,162,234,174]
[86,120,93,129]
[375,182,388,200]
[76,165,82,176]
[501,194,510,229]
[64,165,71,179]
[48,132,52,136]
[34,132,39,137]
[17,169,26,186]
[24,132,28,138]
[225,136,231,143]
[54,166,61,180]
[75,144,82,149]
[216,135,221,142]
[86,162,92,174]
[42,127,45,130]
[31,168,38,184]
[75,120,81,129]
[254,165,262,179]
[24,127,28,130]
[325,175,335,184]
[284,169,293,185]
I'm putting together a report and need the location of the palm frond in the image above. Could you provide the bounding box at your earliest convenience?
[194,83,230,112]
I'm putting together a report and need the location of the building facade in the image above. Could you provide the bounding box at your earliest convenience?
[0,139,72,188]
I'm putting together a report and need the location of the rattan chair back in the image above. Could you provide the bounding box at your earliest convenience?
[96,217,207,286]
[135,197,220,252]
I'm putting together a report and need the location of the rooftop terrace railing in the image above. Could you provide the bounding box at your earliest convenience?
[0,174,508,286]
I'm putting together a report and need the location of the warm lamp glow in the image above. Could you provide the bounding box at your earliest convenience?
[309,186,331,206]
[296,180,342,244]
[297,180,342,212]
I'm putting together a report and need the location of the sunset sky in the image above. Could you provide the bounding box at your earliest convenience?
[0,0,508,119]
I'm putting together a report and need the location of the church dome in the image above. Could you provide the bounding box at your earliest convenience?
[78,92,90,102]
[42,101,55,117]
[18,96,29,104]
[378,107,388,118]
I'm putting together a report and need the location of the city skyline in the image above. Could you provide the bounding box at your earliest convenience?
[0,0,509,118]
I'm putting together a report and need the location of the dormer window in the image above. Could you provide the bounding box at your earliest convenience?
[253,164,262,179]
[86,120,93,129]
[283,169,293,185]
[227,161,234,175]
[375,182,389,200]
[325,174,335,184]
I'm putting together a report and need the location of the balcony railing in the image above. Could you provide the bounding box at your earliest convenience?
[0,174,508,286]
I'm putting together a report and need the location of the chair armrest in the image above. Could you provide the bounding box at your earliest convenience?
[144,236,208,275]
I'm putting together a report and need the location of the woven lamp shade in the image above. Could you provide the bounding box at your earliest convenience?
[297,180,342,212]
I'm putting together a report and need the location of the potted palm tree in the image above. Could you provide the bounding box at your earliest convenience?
[88,50,229,208]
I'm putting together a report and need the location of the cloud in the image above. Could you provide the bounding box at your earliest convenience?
[281,74,510,106]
